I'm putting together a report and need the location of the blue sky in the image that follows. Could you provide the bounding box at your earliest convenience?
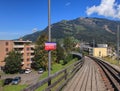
[0,0,120,40]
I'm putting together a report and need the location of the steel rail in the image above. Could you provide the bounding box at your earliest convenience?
[89,56,120,91]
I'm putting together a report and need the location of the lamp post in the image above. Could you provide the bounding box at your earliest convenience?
[48,0,51,86]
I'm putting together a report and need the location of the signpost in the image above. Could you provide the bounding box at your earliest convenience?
[45,42,56,51]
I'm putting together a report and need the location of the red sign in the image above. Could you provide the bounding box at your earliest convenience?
[45,42,56,51]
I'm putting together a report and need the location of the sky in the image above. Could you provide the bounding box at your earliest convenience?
[0,0,120,40]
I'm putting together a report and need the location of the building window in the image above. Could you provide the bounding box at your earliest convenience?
[99,51,101,56]
[27,58,29,61]
[26,47,29,51]
[5,42,9,46]
[6,48,9,52]
[27,53,29,56]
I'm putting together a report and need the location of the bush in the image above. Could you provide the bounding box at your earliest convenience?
[63,54,73,65]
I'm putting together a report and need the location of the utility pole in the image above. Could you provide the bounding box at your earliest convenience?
[48,0,51,86]
[92,39,95,56]
[93,39,95,48]
[117,25,119,64]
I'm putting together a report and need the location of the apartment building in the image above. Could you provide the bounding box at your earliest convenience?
[0,39,34,69]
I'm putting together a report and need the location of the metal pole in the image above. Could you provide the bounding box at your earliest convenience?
[117,24,120,76]
[117,25,119,64]
[48,0,51,86]
[92,39,95,56]
[93,39,95,48]
[117,25,119,63]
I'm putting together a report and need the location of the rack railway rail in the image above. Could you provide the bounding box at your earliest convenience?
[89,56,120,91]
[63,56,106,91]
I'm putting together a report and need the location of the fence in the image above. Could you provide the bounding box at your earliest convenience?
[22,58,84,91]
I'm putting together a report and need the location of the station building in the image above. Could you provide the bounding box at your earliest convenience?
[92,48,107,57]
[82,43,108,57]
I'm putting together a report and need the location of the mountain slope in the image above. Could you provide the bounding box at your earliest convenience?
[22,17,120,43]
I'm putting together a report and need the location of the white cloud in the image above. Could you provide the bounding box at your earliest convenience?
[65,2,71,6]
[86,0,120,19]
[32,28,37,33]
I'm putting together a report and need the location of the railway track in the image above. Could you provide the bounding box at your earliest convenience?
[89,56,120,91]
[63,56,106,91]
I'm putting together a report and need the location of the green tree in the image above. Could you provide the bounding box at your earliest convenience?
[62,37,78,65]
[63,54,73,65]
[4,51,22,74]
[32,33,48,70]
[56,43,65,63]
[63,36,77,52]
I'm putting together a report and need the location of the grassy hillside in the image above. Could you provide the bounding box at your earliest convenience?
[22,17,120,44]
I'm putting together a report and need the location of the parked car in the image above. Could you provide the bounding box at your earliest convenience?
[19,69,25,74]
[3,78,13,85]
[11,77,21,85]
[38,68,44,74]
[25,69,32,74]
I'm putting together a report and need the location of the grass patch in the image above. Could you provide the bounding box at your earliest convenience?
[2,85,27,91]
[39,58,77,80]
[103,57,120,66]
[0,79,4,86]
[35,58,78,91]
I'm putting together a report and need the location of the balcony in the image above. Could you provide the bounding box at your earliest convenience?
[30,55,34,58]
[20,50,24,53]
[14,45,24,48]
[21,62,24,64]
[30,45,35,48]
[30,50,34,53]
[6,55,9,57]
